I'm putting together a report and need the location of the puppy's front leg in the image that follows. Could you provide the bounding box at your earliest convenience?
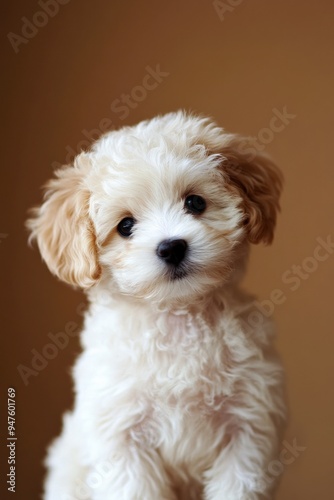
[89,443,177,500]
[75,353,176,500]
[203,418,279,500]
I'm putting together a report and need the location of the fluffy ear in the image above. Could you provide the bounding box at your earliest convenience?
[26,154,101,288]
[217,135,283,245]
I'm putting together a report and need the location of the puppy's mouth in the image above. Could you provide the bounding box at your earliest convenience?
[165,265,189,281]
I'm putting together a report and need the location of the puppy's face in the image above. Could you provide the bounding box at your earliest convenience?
[95,147,243,302]
[27,112,282,303]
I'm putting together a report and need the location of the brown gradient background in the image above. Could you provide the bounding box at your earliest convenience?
[1,1,334,499]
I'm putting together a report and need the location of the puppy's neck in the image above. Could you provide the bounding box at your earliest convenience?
[87,281,230,317]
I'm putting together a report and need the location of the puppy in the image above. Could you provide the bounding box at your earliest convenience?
[27,111,286,500]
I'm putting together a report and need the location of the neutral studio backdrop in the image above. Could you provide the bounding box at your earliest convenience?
[1,1,334,498]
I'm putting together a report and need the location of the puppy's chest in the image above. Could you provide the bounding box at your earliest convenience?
[139,310,233,401]
[128,310,235,447]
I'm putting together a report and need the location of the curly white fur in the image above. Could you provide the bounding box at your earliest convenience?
[28,111,286,500]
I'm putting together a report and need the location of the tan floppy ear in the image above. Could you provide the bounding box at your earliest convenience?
[218,135,283,245]
[26,154,101,288]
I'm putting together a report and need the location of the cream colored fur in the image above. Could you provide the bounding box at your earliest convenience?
[27,111,286,500]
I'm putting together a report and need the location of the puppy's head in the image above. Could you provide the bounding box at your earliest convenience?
[27,112,282,303]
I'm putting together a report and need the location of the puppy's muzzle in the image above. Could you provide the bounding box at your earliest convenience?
[156,238,188,267]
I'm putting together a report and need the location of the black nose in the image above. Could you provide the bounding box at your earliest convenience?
[156,239,188,266]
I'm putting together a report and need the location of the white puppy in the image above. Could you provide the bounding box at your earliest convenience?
[28,112,286,500]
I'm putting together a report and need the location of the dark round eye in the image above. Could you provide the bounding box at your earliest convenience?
[117,217,135,237]
[185,195,206,215]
